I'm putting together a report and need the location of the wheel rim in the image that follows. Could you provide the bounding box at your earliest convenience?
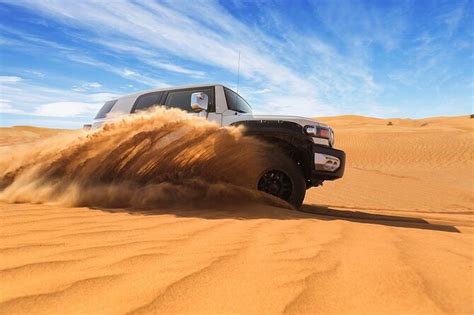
[257,169,293,201]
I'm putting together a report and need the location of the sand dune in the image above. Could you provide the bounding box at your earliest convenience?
[1,115,473,314]
[0,126,72,147]
[311,115,473,213]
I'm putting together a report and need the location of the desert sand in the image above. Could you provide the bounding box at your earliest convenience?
[0,115,473,314]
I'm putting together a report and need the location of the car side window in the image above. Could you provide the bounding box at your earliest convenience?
[133,92,163,112]
[164,88,214,112]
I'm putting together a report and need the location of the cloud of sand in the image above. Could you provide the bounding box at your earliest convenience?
[0,107,290,209]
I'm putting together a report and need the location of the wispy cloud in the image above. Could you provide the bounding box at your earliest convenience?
[0,98,25,114]
[85,82,101,88]
[0,0,394,117]
[24,70,46,77]
[0,75,22,83]
[441,4,465,36]
[2,1,317,105]
[0,75,119,118]
[64,53,168,87]
[254,88,272,94]
[34,101,99,117]
[0,0,472,126]
[0,24,73,51]
[72,82,102,92]
[144,60,205,78]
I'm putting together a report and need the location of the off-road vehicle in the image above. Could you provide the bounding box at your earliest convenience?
[89,84,345,208]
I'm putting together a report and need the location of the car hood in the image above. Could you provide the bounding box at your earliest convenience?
[232,114,329,128]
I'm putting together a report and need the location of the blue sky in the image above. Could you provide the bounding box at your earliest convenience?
[0,0,472,128]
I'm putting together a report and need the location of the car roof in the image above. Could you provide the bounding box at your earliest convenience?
[121,83,225,100]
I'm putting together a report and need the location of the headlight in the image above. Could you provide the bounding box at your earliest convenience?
[304,125,335,147]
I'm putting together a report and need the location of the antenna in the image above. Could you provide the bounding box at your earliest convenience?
[236,50,241,94]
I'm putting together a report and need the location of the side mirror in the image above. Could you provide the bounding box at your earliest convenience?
[190,92,208,112]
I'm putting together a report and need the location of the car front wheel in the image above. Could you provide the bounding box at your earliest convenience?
[256,156,306,209]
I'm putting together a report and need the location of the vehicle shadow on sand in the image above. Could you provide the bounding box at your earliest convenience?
[300,204,461,233]
[92,203,461,233]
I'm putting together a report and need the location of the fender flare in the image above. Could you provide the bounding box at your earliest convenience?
[231,120,314,183]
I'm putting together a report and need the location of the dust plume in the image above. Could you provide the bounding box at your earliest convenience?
[0,107,289,209]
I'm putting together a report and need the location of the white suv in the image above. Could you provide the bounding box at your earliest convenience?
[90,84,345,208]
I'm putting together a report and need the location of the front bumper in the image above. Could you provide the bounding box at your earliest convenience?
[310,144,345,183]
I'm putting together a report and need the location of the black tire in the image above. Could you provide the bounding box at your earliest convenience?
[256,155,306,209]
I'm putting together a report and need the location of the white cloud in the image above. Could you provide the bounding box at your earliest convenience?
[33,92,118,117]
[34,101,99,117]
[0,76,120,119]
[85,82,101,88]
[0,99,25,114]
[118,68,167,87]
[3,0,423,119]
[145,60,205,78]
[0,24,73,51]
[86,92,118,103]
[6,0,388,116]
[24,70,46,77]
[65,53,167,88]
[0,76,22,83]
[72,82,103,92]
[9,1,311,89]
[252,94,340,117]
[254,88,272,94]
[122,69,137,77]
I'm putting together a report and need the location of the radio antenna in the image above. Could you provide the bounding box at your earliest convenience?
[236,50,241,94]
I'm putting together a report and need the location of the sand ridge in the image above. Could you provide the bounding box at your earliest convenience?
[0,114,473,314]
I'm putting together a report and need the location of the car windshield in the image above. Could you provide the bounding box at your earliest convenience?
[95,100,117,119]
[224,87,252,114]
